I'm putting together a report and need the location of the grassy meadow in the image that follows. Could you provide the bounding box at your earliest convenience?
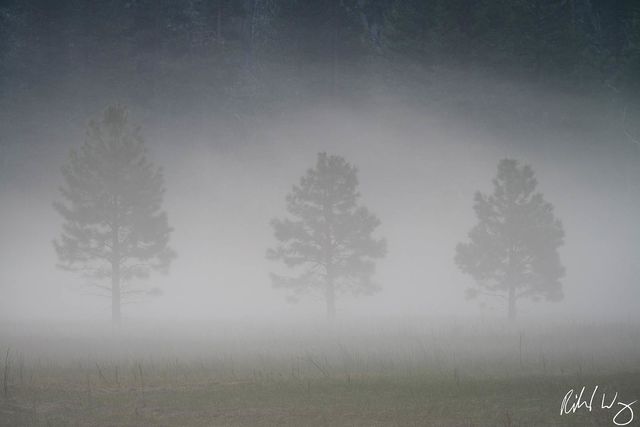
[1,318,639,426]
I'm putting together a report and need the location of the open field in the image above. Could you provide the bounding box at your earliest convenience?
[1,319,639,426]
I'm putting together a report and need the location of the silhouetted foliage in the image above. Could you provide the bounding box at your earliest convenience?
[268,153,386,319]
[1,0,639,104]
[455,159,564,320]
[54,105,175,323]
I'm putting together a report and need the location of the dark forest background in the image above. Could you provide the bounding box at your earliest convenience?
[1,0,639,114]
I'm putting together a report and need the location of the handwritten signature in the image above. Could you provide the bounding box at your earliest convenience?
[561,386,637,426]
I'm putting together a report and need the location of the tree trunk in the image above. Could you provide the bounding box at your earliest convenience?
[329,0,337,97]
[325,273,336,320]
[217,0,223,43]
[112,262,121,325]
[533,0,543,83]
[245,0,257,73]
[508,284,517,321]
[111,218,121,326]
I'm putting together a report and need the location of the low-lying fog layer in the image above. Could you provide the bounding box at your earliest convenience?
[1,102,639,325]
[1,319,639,379]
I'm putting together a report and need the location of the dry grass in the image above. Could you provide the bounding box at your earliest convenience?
[1,319,639,426]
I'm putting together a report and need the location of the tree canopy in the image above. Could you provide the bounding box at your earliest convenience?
[455,158,565,320]
[54,105,175,323]
[268,152,386,319]
[2,0,639,104]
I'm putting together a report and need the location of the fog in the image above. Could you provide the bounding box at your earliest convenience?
[1,95,638,325]
[3,5,640,424]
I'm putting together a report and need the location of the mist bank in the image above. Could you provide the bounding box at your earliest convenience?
[1,97,639,323]
[1,317,639,375]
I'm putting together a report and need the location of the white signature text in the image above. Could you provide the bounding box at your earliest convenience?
[561,386,636,426]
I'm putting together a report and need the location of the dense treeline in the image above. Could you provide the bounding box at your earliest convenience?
[1,0,638,107]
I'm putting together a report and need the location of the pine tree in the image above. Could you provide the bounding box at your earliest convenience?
[54,105,175,324]
[455,158,565,320]
[268,152,386,319]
